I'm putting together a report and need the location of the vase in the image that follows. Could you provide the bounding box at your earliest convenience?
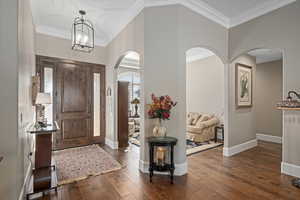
[153,119,167,137]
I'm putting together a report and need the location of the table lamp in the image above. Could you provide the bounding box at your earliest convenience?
[131,98,140,117]
[35,92,52,127]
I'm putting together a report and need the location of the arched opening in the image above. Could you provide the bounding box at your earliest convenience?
[185,47,225,156]
[114,51,143,154]
[229,48,284,168]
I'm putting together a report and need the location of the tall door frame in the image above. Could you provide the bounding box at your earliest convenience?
[36,55,106,150]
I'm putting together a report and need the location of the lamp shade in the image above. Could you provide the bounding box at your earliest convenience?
[35,93,52,105]
[131,98,140,104]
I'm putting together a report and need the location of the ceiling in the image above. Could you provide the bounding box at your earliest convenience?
[31,0,295,46]
[31,0,144,46]
[248,49,283,64]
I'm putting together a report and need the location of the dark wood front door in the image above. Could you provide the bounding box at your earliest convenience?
[37,56,105,150]
[56,62,92,149]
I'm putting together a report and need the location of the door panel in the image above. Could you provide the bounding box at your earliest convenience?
[62,65,89,113]
[62,118,89,139]
[36,56,106,150]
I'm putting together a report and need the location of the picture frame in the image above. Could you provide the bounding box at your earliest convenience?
[235,63,252,108]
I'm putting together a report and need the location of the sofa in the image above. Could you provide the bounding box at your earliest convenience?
[187,112,220,143]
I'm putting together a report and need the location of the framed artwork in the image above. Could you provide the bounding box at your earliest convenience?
[236,63,252,107]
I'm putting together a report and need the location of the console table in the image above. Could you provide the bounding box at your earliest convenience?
[26,122,59,199]
[148,136,177,184]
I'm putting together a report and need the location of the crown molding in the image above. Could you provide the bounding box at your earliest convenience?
[35,0,296,47]
[106,0,145,46]
[36,25,107,46]
[145,0,179,7]
[230,0,296,27]
[145,0,230,28]
[181,0,230,28]
[35,0,144,47]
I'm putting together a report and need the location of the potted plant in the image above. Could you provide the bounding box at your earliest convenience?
[148,94,177,137]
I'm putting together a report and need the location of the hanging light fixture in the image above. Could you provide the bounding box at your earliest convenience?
[72,10,94,53]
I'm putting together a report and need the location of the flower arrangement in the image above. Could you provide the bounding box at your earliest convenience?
[148,94,177,120]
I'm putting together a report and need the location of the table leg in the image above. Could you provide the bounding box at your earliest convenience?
[149,145,154,183]
[222,127,224,144]
[170,145,175,184]
[214,127,218,143]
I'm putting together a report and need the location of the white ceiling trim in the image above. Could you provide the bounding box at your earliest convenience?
[145,0,179,7]
[34,0,296,47]
[34,0,144,47]
[107,0,295,45]
[36,25,107,46]
[145,0,230,28]
[36,25,70,41]
[230,0,296,27]
[107,0,144,46]
[181,0,230,28]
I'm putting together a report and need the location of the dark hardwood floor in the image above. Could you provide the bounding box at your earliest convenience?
[41,141,300,200]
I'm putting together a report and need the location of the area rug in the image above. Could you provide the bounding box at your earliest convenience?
[53,145,122,185]
[186,140,223,156]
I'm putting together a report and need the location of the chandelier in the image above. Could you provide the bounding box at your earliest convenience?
[72,10,94,53]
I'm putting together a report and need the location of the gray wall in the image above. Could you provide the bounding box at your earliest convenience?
[0,0,19,199]
[178,5,229,150]
[255,60,283,137]
[144,5,183,166]
[228,55,257,147]
[106,11,144,153]
[143,5,229,171]
[35,33,107,65]
[105,4,228,174]
[229,0,300,166]
[186,55,224,120]
[0,0,35,199]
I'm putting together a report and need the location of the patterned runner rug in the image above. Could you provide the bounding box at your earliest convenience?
[53,145,122,185]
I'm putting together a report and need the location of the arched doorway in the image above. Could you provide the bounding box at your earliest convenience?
[185,47,226,156]
[113,51,143,153]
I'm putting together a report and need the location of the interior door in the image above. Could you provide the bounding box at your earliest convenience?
[36,56,106,150]
[118,81,129,148]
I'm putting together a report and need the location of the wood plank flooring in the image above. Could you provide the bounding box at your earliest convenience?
[41,141,300,200]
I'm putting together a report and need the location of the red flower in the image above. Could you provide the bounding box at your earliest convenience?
[163,112,170,119]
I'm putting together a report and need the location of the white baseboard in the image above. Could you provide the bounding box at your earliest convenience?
[139,160,187,176]
[256,133,282,144]
[105,138,119,150]
[281,162,300,178]
[223,139,257,157]
[18,163,32,200]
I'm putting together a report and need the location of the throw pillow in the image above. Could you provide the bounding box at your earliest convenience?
[191,114,201,125]
[187,117,193,125]
[199,115,211,122]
